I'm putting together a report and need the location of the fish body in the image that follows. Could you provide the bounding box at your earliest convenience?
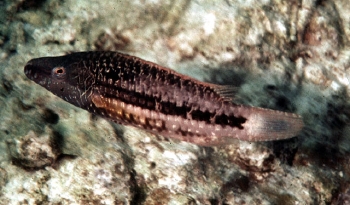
[24,51,303,146]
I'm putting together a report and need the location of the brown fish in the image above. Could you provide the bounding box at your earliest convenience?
[24,51,303,146]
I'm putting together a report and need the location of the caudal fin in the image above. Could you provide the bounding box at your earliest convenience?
[242,107,304,142]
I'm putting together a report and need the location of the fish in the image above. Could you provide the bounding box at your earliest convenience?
[24,51,304,146]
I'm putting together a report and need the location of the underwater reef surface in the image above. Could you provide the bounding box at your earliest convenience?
[0,0,350,204]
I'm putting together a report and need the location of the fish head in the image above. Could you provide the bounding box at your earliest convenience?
[24,53,93,108]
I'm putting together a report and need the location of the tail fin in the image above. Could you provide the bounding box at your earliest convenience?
[242,107,304,142]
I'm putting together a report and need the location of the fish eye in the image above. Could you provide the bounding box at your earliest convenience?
[52,66,66,79]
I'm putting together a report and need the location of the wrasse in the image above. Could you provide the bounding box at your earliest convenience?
[24,51,303,146]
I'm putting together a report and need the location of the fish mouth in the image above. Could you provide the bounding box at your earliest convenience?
[24,61,37,80]
[24,58,54,87]
[24,56,61,80]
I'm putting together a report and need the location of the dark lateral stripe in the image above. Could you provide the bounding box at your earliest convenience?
[100,87,246,129]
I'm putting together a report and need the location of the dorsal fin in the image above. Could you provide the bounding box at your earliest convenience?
[209,84,239,102]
